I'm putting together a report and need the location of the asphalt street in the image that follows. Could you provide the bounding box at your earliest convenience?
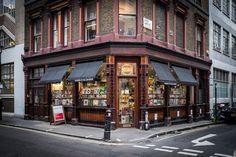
[0,124,236,157]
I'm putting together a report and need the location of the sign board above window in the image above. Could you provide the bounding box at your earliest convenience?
[143,17,152,30]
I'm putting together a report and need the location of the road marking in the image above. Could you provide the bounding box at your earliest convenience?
[183,149,204,153]
[162,146,179,150]
[154,148,173,152]
[178,151,198,156]
[192,134,217,146]
[146,144,156,147]
[132,145,149,149]
[214,153,234,157]
[209,156,217,157]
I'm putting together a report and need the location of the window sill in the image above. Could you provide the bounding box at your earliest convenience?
[222,12,230,18]
[223,52,230,57]
[213,48,221,53]
[213,3,221,11]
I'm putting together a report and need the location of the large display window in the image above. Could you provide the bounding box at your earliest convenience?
[169,85,187,106]
[78,81,107,107]
[148,77,165,106]
[51,82,73,106]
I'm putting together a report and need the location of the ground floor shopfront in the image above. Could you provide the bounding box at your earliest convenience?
[23,42,211,128]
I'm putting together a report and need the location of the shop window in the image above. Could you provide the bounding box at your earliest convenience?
[176,12,185,48]
[213,0,221,9]
[232,0,236,23]
[196,25,203,57]
[213,22,221,51]
[53,12,58,48]
[148,76,165,106]
[223,29,229,55]
[213,68,229,98]
[1,63,14,94]
[33,18,41,53]
[84,0,96,41]
[223,0,229,16]
[232,35,236,59]
[63,9,70,46]
[169,85,187,106]
[156,2,167,41]
[51,82,73,106]
[34,87,45,104]
[0,30,15,49]
[119,0,136,36]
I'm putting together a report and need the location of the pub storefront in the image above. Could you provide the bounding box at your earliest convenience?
[24,52,210,129]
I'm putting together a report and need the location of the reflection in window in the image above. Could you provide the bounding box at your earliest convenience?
[223,29,229,55]
[232,0,236,23]
[169,85,187,106]
[33,18,41,52]
[119,0,136,36]
[0,30,15,49]
[156,2,166,41]
[1,63,14,94]
[232,36,236,59]
[84,0,96,41]
[176,13,184,48]
[0,0,15,18]
[213,22,221,50]
[53,12,58,48]
[196,25,203,57]
[213,68,229,98]
[63,9,69,46]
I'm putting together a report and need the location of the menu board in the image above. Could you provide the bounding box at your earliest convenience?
[52,105,66,124]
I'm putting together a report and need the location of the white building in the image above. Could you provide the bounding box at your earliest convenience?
[209,0,236,111]
[0,0,24,117]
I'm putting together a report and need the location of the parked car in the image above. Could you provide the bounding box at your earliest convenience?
[225,107,236,123]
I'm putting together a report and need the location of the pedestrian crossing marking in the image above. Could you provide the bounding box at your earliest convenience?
[162,146,179,150]
[178,151,198,156]
[132,145,149,149]
[183,149,204,153]
[154,148,173,152]
[214,153,234,157]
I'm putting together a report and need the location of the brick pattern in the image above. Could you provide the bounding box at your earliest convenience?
[99,0,114,35]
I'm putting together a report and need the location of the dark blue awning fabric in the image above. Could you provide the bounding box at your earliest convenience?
[172,66,198,86]
[151,61,177,85]
[39,65,69,84]
[67,61,103,82]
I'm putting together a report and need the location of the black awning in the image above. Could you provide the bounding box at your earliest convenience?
[67,61,103,82]
[172,66,198,86]
[39,65,69,84]
[151,61,177,85]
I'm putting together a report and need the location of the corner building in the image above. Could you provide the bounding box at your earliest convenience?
[23,0,211,128]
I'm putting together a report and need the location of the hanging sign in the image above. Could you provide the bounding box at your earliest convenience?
[52,105,66,124]
[143,17,152,30]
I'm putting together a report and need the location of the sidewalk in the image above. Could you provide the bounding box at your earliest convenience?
[0,115,218,143]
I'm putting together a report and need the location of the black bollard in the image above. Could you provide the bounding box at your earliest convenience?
[104,109,112,141]
[0,98,2,120]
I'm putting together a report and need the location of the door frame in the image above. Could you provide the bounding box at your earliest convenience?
[115,57,139,128]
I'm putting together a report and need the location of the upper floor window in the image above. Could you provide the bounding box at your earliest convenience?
[176,12,185,48]
[223,29,229,55]
[232,73,236,98]
[196,25,203,56]
[232,35,236,59]
[0,0,15,18]
[213,0,221,9]
[63,9,69,46]
[1,63,14,94]
[0,30,15,49]
[223,0,230,16]
[232,0,236,23]
[84,0,96,41]
[53,12,58,48]
[213,22,221,51]
[119,0,136,36]
[156,1,167,41]
[33,18,41,53]
[32,67,44,78]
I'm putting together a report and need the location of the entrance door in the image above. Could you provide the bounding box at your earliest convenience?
[118,77,136,127]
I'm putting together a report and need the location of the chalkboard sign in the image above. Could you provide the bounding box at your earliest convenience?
[51,105,66,125]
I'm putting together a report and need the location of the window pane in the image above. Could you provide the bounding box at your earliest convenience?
[85,1,96,21]
[85,20,96,41]
[176,13,184,48]
[53,13,58,48]
[156,3,166,41]
[119,0,136,14]
[1,63,14,94]
[119,15,136,36]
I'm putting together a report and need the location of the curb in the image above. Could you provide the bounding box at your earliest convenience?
[0,121,224,144]
[0,123,104,142]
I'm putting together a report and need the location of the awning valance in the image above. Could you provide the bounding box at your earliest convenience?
[39,65,69,84]
[67,61,103,82]
[172,66,198,86]
[151,61,177,85]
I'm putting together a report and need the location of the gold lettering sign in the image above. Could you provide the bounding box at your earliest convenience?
[117,63,136,76]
